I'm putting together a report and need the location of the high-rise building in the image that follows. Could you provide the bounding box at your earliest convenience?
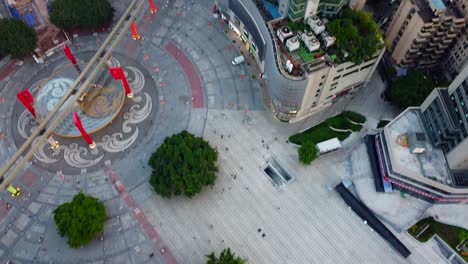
[366,64,468,203]
[385,0,465,69]
[421,64,468,169]
[443,0,468,78]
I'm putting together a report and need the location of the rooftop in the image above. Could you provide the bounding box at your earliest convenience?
[414,0,464,23]
[269,18,339,77]
[383,108,454,186]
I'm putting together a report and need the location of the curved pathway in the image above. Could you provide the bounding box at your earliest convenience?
[165,42,204,108]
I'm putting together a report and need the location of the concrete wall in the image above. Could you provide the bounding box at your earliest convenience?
[304,0,319,20]
[447,137,468,170]
[349,0,366,10]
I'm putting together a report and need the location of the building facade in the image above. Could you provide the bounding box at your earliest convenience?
[421,64,468,169]
[218,0,384,122]
[442,0,468,78]
[385,0,465,69]
[317,0,349,18]
[278,0,348,20]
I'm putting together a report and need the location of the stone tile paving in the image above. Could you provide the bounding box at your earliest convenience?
[140,110,451,263]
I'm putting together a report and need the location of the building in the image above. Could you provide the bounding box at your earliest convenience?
[420,64,468,170]
[317,0,349,18]
[385,0,466,70]
[366,65,468,203]
[278,0,348,20]
[278,0,320,21]
[217,0,384,122]
[443,0,468,79]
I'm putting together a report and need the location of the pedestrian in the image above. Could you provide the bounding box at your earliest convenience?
[6,203,10,210]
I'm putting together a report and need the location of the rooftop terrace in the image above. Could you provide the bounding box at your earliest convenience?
[383,108,455,187]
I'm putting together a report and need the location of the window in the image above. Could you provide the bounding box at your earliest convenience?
[251,42,257,52]
[243,29,250,39]
[333,76,341,80]
[321,75,325,79]
[337,68,344,73]
[360,63,374,71]
[343,69,359,77]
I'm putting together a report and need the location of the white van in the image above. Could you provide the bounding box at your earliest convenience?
[231,55,245,65]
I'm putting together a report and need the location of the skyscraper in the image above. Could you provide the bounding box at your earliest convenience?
[385,0,465,69]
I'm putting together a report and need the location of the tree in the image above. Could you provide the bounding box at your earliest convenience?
[298,140,319,165]
[149,130,218,198]
[206,248,246,264]
[49,0,114,30]
[0,18,37,59]
[53,192,106,248]
[328,9,383,64]
[389,69,438,108]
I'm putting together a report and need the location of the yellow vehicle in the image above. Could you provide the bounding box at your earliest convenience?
[6,186,21,197]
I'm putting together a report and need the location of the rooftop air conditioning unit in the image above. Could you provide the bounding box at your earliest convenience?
[277,26,294,43]
[286,36,300,52]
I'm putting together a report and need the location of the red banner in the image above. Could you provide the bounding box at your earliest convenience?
[72,112,94,146]
[149,0,156,13]
[17,89,36,118]
[109,67,123,80]
[63,44,77,65]
[131,22,140,40]
[109,67,132,97]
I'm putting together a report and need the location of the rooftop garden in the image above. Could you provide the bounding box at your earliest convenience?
[408,217,468,261]
[289,111,366,145]
[328,9,383,65]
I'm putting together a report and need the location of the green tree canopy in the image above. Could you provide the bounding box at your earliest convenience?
[298,140,319,165]
[389,69,438,108]
[49,0,114,30]
[328,9,383,64]
[149,130,218,198]
[0,18,37,59]
[206,248,246,264]
[53,192,106,248]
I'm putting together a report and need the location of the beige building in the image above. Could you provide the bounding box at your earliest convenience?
[386,0,465,69]
[442,0,468,78]
[222,0,384,122]
[292,49,385,121]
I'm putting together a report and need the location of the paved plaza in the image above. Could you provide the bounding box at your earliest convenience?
[0,0,466,263]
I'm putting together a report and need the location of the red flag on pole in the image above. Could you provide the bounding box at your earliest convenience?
[17,89,36,118]
[131,22,140,40]
[63,44,77,65]
[109,67,133,98]
[72,112,95,148]
[109,67,123,80]
[149,0,156,13]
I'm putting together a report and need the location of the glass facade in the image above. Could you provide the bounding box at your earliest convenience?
[422,80,468,153]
